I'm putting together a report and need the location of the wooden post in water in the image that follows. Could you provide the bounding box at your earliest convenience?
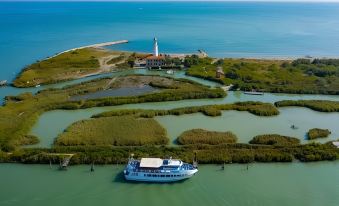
[90,162,95,172]
[193,152,198,168]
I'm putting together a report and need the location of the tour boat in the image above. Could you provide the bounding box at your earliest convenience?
[124,157,198,182]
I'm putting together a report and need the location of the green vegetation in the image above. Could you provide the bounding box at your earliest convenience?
[249,134,300,146]
[93,101,279,118]
[55,116,168,146]
[275,100,339,112]
[177,129,237,145]
[1,141,338,164]
[13,48,131,87]
[307,128,331,140]
[294,143,338,162]
[186,57,339,94]
[0,75,224,151]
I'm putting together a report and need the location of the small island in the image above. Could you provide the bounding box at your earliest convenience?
[307,128,331,140]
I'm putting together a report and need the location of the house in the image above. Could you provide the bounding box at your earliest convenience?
[146,55,165,68]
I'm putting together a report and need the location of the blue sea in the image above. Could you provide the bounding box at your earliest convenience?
[1,1,339,100]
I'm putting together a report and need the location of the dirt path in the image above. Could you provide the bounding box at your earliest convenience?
[104,76,117,90]
[99,55,118,72]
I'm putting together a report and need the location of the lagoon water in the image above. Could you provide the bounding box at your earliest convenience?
[0,163,339,206]
[1,2,339,205]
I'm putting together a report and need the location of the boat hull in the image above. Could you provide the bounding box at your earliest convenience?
[124,169,198,182]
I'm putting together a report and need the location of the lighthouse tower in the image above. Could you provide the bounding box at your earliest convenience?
[153,37,159,57]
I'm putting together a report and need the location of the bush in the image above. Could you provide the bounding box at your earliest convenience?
[307,128,331,140]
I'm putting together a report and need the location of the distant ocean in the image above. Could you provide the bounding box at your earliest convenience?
[1,1,339,82]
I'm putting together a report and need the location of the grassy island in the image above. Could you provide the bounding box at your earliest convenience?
[249,134,300,146]
[13,48,132,87]
[0,75,224,151]
[307,128,331,140]
[177,129,237,145]
[55,116,168,146]
[275,100,339,112]
[186,56,339,94]
[93,101,279,118]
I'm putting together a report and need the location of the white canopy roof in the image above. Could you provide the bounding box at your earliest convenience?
[140,158,163,168]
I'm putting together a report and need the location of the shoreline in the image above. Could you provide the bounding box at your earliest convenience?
[47,39,129,59]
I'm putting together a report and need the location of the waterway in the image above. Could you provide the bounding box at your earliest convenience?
[30,91,339,148]
[0,163,338,206]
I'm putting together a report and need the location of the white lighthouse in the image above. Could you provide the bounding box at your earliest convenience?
[145,37,164,68]
[153,37,159,57]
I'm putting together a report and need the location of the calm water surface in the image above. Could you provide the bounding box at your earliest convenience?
[0,163,338,206]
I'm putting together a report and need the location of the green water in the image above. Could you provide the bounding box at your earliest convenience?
[0,163,338,206]
[156,108,339,145]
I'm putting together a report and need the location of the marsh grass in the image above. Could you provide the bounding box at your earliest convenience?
[307,128,331,140]
[177,129,237,145]
[55,116,168,146]
[275,100,339,112]
[92,101,279,118]
[249,134,300,146]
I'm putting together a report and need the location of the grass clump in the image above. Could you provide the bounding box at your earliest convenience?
[307,128,331,140]
[275,100,339,112]
[55,116,168,146]
[177,129,237,145]
[249,134,300,146]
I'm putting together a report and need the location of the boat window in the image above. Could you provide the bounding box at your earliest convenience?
[166,175,170,177]
[161,175,165,177]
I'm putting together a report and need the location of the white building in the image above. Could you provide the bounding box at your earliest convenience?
[146,38,165,68]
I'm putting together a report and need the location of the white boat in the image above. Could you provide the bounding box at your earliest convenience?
[166,69,174,75]
[243,90,264,95]
[124,157,198,182]
[35,84,41,88]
